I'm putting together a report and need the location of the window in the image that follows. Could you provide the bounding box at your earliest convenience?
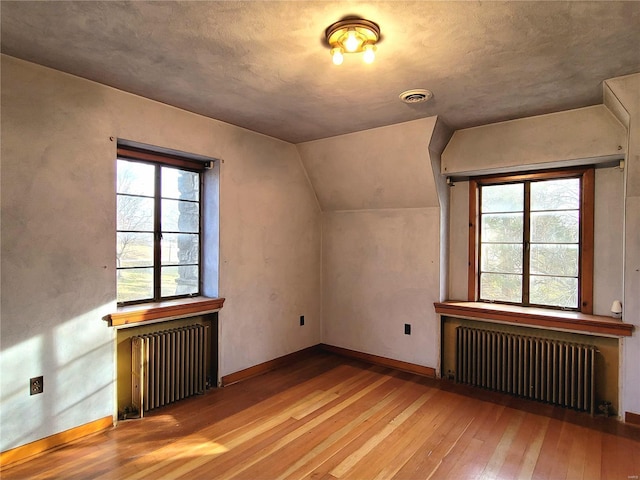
[116,146,207,305]
[469,168,594,312]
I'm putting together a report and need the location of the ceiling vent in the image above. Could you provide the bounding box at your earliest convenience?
[399,89,433,104]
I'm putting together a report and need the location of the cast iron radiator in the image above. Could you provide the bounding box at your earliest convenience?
[132,324,209,415]
[455,326,596,414]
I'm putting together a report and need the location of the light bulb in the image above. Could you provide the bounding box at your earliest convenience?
[344,30,360,52]
[363,44,376,64]
[331,47,344,65]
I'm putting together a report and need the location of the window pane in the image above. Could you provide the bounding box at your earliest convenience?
[530,244,578,276]
[117,195,154,231]
[481,244,522,274]
[117,160,154,196]
[117,268,153,303]
[162,199,199,233]
[530,275,578,309]
[531,211,579,243]
[481,213,523,242]
[117,233,153,268]
[481,183,523,213]
[162,234,199,265]
[161,265,199,297]
[162,167,199,201]
[480,273,522,303]
[531,178,579,211]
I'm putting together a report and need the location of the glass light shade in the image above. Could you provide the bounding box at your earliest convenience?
[331,47,344,65]
[344,30,360,52]
[325,19,380,65]
[363,44,376,63]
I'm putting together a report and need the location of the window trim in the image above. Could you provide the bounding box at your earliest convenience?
[468,167,595,314]
[116,147,205,306]
[108,296,225,328]
[117,146,210,172]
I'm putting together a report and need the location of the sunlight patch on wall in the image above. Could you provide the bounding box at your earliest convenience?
[51,305,115,420]
[0,304,115,451]
[0,335,44,450]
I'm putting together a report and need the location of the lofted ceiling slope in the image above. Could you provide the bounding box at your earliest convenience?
[1,1,639,144]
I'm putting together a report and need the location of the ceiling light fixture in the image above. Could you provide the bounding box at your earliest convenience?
[325,18,380,65]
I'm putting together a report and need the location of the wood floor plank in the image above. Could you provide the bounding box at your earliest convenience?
[2,352,640,480]
[440,437,485,480]
[391,393,478,479]
[600,434,640,480]
[478,410,526,478]
[221,373,406,479]
[283,376,433,480]
[364,391,468,480]
[428,401,514,478]
[97,364,380,480]
[486,412,542,480]
[423,417,475,479]
[68,358,362,480]
[415,393,499,479]
[531,415,565,480]
[359,390,474,480]
[565,425,592,480]
[97,394,310,479]
[328,390,432,478]
[278,375,430,480]
[202,385,408,479]
[175,369,410,479]
[515,415,550,480]
[546,421,576,480]
[580,429,603,480]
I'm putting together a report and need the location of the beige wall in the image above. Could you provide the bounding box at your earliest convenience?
[297,118,440,210]
[442,105,626,176]
[298,118,443,369]
[0,55,321,451]
[605,73,640,419]
[321,209,440,367]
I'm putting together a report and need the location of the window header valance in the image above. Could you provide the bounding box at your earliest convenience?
[117,146,212,172]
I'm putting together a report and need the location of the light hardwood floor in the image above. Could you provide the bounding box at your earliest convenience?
[2,352,639,479]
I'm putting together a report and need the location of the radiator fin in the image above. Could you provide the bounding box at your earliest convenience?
[455,326,596,414]
[132,324,209,415]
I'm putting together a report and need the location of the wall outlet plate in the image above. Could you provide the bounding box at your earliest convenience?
[404,324,411,335]
[30,376,44,395]
[300,315,305,326]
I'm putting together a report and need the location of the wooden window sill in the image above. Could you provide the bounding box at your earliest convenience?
[106,296,225,328]
[434,301,633,338]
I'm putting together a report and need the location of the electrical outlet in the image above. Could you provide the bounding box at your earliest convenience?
[30,376,43,396]
[299,315,305,326]
[404,324,411,335]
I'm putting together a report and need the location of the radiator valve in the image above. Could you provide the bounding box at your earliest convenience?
[118,405,141,421]
[598,401,613,417]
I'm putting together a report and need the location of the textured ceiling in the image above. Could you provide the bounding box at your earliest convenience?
[2,1,639,144]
